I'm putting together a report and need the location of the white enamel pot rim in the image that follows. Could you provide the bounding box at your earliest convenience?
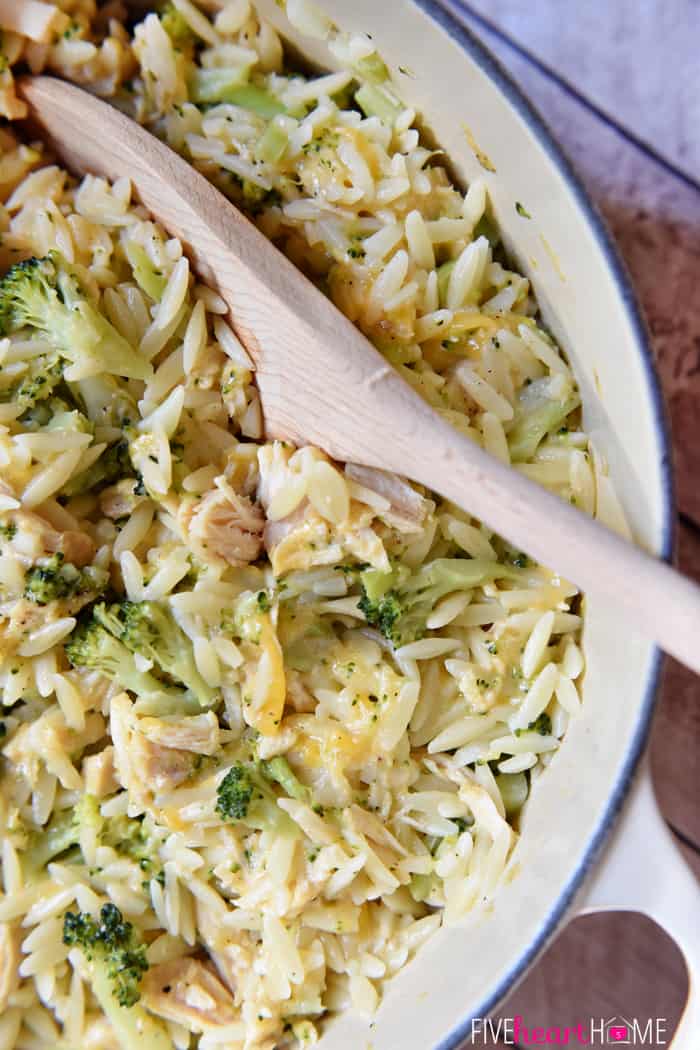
[257,1,697,1046]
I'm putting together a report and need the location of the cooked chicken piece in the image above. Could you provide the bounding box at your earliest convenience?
[286,670,316,714]
[5,507,95,567]
[344,463,428,534]
[53,529,95,567]
[0,924,19,1012]
[83,1018,121,1050]
[130,734,196,793]
[142,957,238,1032]
[258,443,391,572]
[0,598,46,652]
[0,586,97,655]
[137,712,220,755]
[179,480,264,567]
[261,502,308,553]
[262,502,338,575]
[99,478,147,520]
[263,502,388,575]
[82,746,119,798]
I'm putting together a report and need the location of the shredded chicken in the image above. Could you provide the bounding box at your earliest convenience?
[82,746,119,798]
[99,478,147,520]
[142,957,238,1031]
[137,712,220,755]
[285,670,316,713]
[0,599,47,653]
[345,463,428,533]
[0,587,97,655]
[46,527,95,567]
[0,923,19,1012]
[179,479,264,567]
[261,502,307,553]
[130,735,196,793]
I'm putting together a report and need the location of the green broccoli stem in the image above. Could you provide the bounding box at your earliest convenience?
[262,756,312,805]
[86,960,170,1050]
[22,811,80,872]
[354,82,402,123]
[508,394,580,462]
[63,906,169,1050]
[65,615,185,703]
[95,600,216,707]
[359,557,521,647]
[62,439,131,498]
[124,242,168,302]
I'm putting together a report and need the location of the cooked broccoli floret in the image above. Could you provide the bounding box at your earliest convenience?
[65,612,178,701]
[101,813,164,879]
[0,353,63,411]
[19,394,87,431]
[529,712,552,736]
[63,903,148,1007]
[24,553,108,606]
[358,558,519,647]
[22,794,101,872]
[94,600,216,707]
[0,253,152,382]
[216,761,296,835]
[216,762,254,821]
[62,439,131,498]
[63,903,169,1047]
[62,903,169,1048]
[23,797,162,885]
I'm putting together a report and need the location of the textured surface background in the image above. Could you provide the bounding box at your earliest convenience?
[435,2,699,1044]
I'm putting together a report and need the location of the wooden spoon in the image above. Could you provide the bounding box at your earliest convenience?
[18,75,700,672]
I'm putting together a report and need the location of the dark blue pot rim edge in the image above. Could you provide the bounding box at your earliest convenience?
[406,1,675,1046]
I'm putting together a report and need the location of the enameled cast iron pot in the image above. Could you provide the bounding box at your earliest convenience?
[256,2,698,1046]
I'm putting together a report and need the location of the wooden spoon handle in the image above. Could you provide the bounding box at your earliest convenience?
[19,76,697,673]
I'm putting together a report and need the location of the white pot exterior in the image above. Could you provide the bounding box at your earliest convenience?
[257,3,674,1046]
